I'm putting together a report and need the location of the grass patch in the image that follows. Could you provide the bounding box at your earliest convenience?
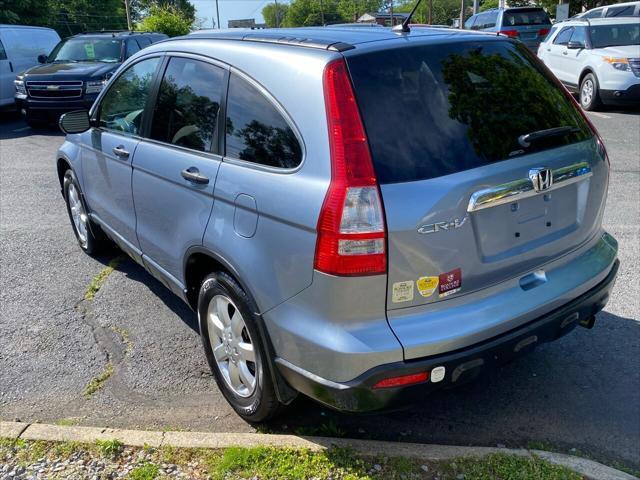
[83,361,114,398]
[54,418,78,427]
[85,257,121,300]
[129,462,159,480]
[95,439,123,458]
[445,453,582,480]
[111,326,134,354]
[207,446,369,480]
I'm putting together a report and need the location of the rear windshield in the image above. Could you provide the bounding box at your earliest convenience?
[502,9,551,26]
[589,23,640,48]
[347,40,592,184]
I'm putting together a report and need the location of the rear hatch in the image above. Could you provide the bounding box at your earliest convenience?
[346,38,608,312]
[502,8,551,46]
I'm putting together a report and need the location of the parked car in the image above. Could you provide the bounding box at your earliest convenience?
[56,26,618,421]
[464,7,552,51]
[14,30,167,127]
[538,17,640,110]
[0,25,60,110]
[576,1,640,19]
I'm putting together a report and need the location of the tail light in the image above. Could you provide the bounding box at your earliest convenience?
[373,372,429,389]
[314,59,387,276]
[499,29,519,38]
[538,27,550,36]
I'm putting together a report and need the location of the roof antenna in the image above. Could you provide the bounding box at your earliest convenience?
[392,0,424,33]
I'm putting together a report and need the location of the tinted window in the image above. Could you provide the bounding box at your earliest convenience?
[150,57,224,153]
[0,39,6,60]
[125,39,140,58]
[582,9,603,18]
[554,27,574,45]
[137,36,152,47]
[606,5,636,17]
[570,26,588,45]
[347,41,592,184]
[48,38,122,63]
[464,16,476,29]
[589,23,640,47]
[544,25,559,42]
[225,74,302,168]
[99,57,160,135]
[502,8,551,26]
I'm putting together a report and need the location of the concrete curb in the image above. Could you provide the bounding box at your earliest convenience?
[1,421,636,480]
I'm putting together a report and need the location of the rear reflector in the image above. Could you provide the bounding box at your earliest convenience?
[373,372,429,389]
[315,59,387,276]
[499,29,519,38]
[538,28,550,36]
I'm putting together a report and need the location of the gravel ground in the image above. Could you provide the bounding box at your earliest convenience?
[0,108,638,470]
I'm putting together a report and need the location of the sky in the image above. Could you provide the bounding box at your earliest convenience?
[191,0,286,29]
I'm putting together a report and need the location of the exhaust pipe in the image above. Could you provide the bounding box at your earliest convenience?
[579,315,596,329]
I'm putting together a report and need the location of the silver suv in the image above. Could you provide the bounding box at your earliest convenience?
[57,26,619,422]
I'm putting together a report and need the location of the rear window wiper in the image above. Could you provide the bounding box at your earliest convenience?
[518,126,580,148]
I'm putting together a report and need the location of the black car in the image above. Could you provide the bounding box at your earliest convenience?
[14,30,167,127]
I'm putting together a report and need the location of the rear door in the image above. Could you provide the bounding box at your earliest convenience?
[502,8,552,49]
[131,55,226,285]
[346,39,607,313]
[0,35,12,107]
[546,26,575,81]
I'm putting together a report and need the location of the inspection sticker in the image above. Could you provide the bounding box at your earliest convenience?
[392,281,414,303]
[416,276,439,297]
[438,268,462,298]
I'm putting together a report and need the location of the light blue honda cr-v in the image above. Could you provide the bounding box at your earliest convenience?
[57,23,619,421]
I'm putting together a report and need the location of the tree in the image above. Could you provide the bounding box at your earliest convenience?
[283,0,342,26]
[396,0,460,25]
[130,0,196,23]
[137,4,191,36]
[0,0,51,25]
[262,2,289,27]
[336,0,385,22]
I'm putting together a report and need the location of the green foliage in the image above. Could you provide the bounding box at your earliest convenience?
[0,0,51,25]
[267,0,385,27]
[446,453,582,479]
[83,362,114,397]
[479,0,499,11]
[207,446,370,480]
[95,439,123,458]
[129,462,160,480]
[395,0,461,26]
[262,2,289,27]
[130,0,196,23]
[137,5,192,36]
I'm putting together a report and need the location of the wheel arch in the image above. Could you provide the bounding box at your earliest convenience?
[183,246,298,404]
[57,157,72,192]
[579,67,596,87]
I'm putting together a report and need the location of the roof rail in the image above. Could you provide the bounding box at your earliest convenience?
[189,31,355,52]
[81,29,130,34]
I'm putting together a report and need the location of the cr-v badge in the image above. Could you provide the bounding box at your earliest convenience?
[418,216,468,234]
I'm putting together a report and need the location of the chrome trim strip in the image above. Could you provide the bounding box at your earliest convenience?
[467,162,592,213]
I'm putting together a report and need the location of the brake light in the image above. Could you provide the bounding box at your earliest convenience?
[373,372,429,389]
[499,29,519,38]
[538,27,550,36]
[315,59,387,276]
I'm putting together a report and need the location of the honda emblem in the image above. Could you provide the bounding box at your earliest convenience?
[529,168,553,192]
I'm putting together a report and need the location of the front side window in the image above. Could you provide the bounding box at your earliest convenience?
[464,16,476,29]
[48,37,122,63]
[554,27,574,45]
[225,73,302,168]
[150,57,224,153]
[582,9,603,18]
[570,26,588,46]
[98,57,160,135]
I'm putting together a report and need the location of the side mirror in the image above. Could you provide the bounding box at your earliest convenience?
[37,54,48,64]
[59,110,91,134]
[567,41,585,50]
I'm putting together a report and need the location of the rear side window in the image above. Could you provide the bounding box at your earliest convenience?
[606,5,636,16]
[502,8,551,26]
[582,8,603,18]
[150,57,224,153]
[347,40,592,184]
[125,40,140,58]
[137,36,152,47]
[225,73,302,168]
[0,39,6,60]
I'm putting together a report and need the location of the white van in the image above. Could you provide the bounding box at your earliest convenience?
[0,25,60,109]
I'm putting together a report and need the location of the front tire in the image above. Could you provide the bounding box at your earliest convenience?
[580,73,602,111]
[198,272,283,422]
[63,169,109,255]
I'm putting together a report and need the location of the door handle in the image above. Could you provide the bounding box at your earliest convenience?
[546,48,551,51]
[181,167,209,185]
[112,145,129,158]
[9,61,13,72]
[562,51,568,55]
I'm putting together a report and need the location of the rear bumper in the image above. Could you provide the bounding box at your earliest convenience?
[277,258,619,412]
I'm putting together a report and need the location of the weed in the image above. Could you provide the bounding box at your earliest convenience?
[85,257,122,300]
[83,362,114,398]
[129,462,159,480]
[95,439,123,458]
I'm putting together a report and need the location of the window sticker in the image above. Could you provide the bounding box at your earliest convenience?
[392,281,414,303]
[84,43,95,59]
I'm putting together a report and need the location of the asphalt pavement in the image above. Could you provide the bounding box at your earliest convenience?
[0,109,638,470]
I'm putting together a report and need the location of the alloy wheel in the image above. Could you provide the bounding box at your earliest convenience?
[68,183,88,247]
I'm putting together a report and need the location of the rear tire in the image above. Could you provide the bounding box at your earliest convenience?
[63,169,109,255]
[580,73,602,111]
[198,271,284,422]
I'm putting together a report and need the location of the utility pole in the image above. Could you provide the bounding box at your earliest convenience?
[390,0,394,26]
[428,0,433,24]
[124,0,132,30]
[459,0,464,28]
[275,0,279,27]
[215,0,221,29]
[320,0,325,25]
[473,0,479,14]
